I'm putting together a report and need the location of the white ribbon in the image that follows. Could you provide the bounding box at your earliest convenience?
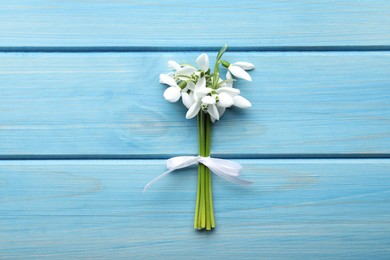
[144,156,253,192]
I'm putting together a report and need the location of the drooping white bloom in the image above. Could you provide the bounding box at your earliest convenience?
[228,64,252,81]
[176,66,197,77]
[181,81,195,109]
[164,86,181,102]
[166,60,197,81]
[217,92,234,107]
[159,74,182,102]
[159,73,176,86]
[186,77,213,119]
[216,80,252,109]
[207,102,220,121]
[200,87,240,122]
[213,87,251,121]
[196,53,209,72]
[201,95,219,121]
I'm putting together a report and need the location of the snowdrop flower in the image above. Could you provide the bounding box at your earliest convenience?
[222,60,253,81]
[201,95,219,121]
[166,60,197,81]
[202,90,233,122]
[163,86,181,102]
[196,53,209,72]
[181,81,195,109]
[159,74,187,102]
[211,87,251,122]
[161,53,210,106]
[219,70,252,110]
[176,66,197,78]
[186,77,213,119]
[218,74,252,109]
[167,53,209,81]
[216,88,236,107]
[203,84,236,120]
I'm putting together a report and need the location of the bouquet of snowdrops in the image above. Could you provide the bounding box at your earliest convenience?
[147,45,254,230]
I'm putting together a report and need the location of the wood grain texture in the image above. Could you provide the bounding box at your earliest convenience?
[0,159,389,259]
[2,0,389,258]
[0,52,389,157]
[1,0,390,48]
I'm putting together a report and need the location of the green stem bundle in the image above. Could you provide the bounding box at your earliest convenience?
[194,111,215,230]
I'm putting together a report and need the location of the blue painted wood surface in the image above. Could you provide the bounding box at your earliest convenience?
[1,0,390,259]
[0,52,389,157]
[0,1,390,48]
[0,160,389,259]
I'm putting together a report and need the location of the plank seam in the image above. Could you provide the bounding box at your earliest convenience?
[1,154,390,160]
[1,46,390,53]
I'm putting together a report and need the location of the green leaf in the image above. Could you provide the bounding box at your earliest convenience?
[216,44,228,60]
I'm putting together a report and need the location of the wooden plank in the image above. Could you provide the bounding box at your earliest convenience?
[1,0,390,48]
[1,52,389,157]
[0,159,389,258]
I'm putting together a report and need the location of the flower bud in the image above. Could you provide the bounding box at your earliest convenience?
[221,60,230,68]
[178,80,187,89]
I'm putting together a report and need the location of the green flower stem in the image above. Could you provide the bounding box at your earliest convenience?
[194,111,215,230]
[206,115,215,228]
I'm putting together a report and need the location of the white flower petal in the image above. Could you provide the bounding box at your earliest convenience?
[233,62,255,71]
[176,66,197,76]
[196,53,209,71]
[195,76,206,90]
[163,86,181,102]
[226,71,233,87]
[197,87,213,96]
[201,95,216,105]
[216,87,240,96]
[226,71,233,80]
[229,65,252,81]
[217,106,226,118]
[167,60,181,71]
[218,92,234,107]
[233,95,252,108]
[186,101,201,119]
[159,74,177,87]
[207,104,219,121]
[193,77,207,100]
[182,92,195,109]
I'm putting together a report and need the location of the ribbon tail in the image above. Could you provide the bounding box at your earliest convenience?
[143,169,173,192]
[144,156,200,192]
[202,158,254,185]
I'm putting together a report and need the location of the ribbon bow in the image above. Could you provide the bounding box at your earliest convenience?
[144,156,253,192]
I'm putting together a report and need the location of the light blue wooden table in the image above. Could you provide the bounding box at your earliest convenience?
[0,1,389,259]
